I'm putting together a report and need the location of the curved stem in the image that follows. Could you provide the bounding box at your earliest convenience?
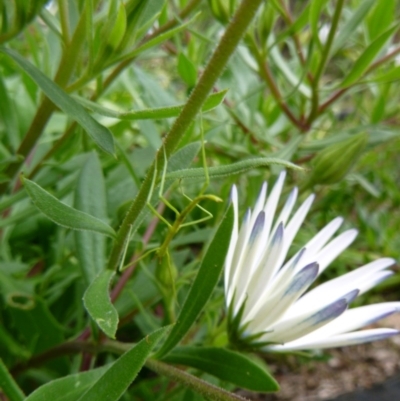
[146,359,250,401]
[11,339,250,401]
[107,0,266,270]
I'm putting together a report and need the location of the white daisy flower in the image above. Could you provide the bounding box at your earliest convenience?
[225,171,399,351]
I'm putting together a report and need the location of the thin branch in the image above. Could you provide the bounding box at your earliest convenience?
[107,0,268,271]
[307,0,345,125]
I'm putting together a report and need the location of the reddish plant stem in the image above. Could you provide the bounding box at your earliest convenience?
[319,45,400,115]
[260,62,308,131]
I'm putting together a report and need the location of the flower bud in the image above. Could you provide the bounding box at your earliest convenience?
[107,1,127,51]
[309,133,368,186]
[256,4,274,44]
[208,0,233,25]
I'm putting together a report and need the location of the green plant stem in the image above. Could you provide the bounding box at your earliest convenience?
[0,9,88,194]
[107,0,266,270]
[58,0,71,44]
[27,122,77,179]
[145,359,249,401]
[0,359,25,401]
[11,340,249,401]
[307,0,345,125]
[277,0,305,66]
[247,35,305,131]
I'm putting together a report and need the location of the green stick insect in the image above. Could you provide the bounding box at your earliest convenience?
[122,116,222,322]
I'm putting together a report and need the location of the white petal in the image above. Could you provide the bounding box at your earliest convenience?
[242,223,285,322]
[262,171,286,244]
[292,302,400,342]
[288,258,395,315]
[267,329,400,351]
[281,287,359,327]
[300,217,344,267]
[227,209,252,304]
[282,194,315,258]
[224,185,239,298]
[268,248,307,298]
[246,262,319,332]
[234,212,267,314]
[271,187,298,235]
[312,229,358,274]
[262,294,351,343]
[253,182,267,219]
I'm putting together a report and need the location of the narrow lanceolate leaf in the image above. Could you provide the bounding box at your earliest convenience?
[74,90,228,120]
[341,25,399,87]
[331,0,375,55]
[75,153,108,283]
[0,358,25,401]
[23,178,115,237]
[25,366,109,401]
[113,14,199,65]
[166,158,302,181]
[77,327,169,401]
[0,48,114,155]
[156,206,234,358]
[163,347,279,392]
[83,270,119,338]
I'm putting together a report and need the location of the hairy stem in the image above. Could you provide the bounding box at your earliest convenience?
[11,340,249,401]
[146,359,250,401]
[107,0,266,270]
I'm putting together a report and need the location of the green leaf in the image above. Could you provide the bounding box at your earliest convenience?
[178,53,197,87]
[83,270,119,339]
[367,0,396,41]
[268,34,311,98]
[23,177,116,237]
[370,65,400,84]
[0,324,30,359]
[0,48,115,155]
[77,327,169,401]
[166,142,202,173]
[7,297,64,355]
[163,347,279,392]
[156,206,234,358]
[309,0,329,45]
[331,0,375,55]
[0,358,25,401]
[135,0,164,31]
[25,366,109,401]
[0,76,19,150]
[74,89,227,120]
[107,1,127,50]
[166,157,302,181]
[75,152,108,283]
[112,13,199,66]
[202,89,228,111]
[341,25,399,87]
